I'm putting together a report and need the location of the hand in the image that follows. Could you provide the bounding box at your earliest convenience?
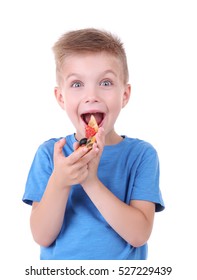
[52,138,98,189]
[81,127,105,187]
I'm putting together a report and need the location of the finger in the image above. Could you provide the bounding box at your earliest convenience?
[54,138,66,160]
[79,145,99,165]
[69,145,89,165]
[95,127,105,148]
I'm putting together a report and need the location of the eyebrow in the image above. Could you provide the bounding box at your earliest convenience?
[65,73,81,81]
[65,69,118,81]
[101,69,118,77]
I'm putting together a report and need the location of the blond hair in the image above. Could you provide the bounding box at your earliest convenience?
[52,28,129,84]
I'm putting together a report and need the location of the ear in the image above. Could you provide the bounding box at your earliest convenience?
[122,84,131,108]
[54,87,65,110]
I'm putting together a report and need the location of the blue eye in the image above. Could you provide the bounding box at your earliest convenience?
[100,80,112,86]
[71,81,83,88]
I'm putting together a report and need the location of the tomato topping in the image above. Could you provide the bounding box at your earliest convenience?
[85,125,96,139]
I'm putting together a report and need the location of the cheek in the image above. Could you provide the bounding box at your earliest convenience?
[107,94,123,112]
[106,100,123,127]
[65,101,75,115]
[64,97,80,121]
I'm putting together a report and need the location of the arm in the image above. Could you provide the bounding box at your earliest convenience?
[81,129,155,247]
[30,138,99,247]
[30,176,71,247]
[82,179,155,247]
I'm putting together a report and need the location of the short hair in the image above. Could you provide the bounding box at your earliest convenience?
[52,28,129,84]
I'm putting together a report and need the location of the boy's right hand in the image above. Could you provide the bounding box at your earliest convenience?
[51,138,97,189]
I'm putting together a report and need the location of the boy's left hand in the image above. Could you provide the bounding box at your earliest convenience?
[87,126,105,173]
[75,127,105,186]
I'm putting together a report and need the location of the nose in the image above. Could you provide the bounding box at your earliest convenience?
[84,88,99,103]
[85,96,99,104]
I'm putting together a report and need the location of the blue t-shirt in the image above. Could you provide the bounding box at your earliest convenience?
[22,134,164,260]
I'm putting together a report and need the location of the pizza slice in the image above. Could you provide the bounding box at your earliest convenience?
[79,115,98,149]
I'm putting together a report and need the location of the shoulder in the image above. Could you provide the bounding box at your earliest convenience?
[37,137,62,154]
[102,137,159,168]
[119,137,160,169]
[36,134,75,157]
[122,136,158,157]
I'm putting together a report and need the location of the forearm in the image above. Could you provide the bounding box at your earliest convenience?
[30,174,71,247]
[82,179,154,247]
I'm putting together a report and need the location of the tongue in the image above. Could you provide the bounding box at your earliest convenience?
[84,113,103,125]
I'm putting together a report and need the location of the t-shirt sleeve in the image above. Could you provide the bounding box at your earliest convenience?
[22,143,53,205]
[130,145,165,212]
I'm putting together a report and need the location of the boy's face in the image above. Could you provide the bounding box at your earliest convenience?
[55,52,131,144]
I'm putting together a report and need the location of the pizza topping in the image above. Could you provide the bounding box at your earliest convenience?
[79,138,88,146]
[78,115,98,149]
[85,115,98,137]
[86,136,96,149]
[85,125,96,139]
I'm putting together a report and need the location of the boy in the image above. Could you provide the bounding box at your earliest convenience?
[22,28,164,260]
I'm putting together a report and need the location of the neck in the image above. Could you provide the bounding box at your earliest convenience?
[104,130,123,145]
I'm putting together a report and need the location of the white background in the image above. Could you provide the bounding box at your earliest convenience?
[0,0,196,278]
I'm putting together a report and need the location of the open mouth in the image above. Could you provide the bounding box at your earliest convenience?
[81,112,104,126]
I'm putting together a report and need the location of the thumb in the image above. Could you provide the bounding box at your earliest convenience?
[54,138,66,160]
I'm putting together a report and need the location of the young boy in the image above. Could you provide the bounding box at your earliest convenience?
[22,28,164,260]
